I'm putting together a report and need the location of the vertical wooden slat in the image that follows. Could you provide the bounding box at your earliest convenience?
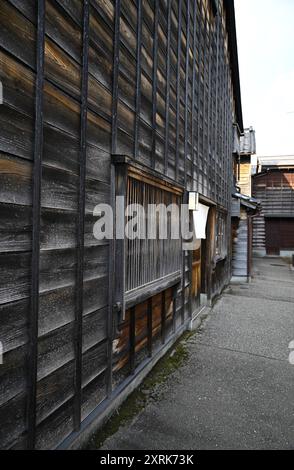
[164,0,172,175]
[184,0,190,187]
[191,0,197,189]
[151,0,159,169]
[214,11,220,199]
[130,306,136,374]
[107,163,115,397]
[172,285,177,334]
[114,163,127,317]
[161,290,166,344]
[147,297,153,357]
[74,0,90,431]
[202,7,208,195]
[111,0,121,154]
[134,0,142,159]
[189,0,197,318]
[182,1,191,322]
[110,1,123,392]
[107,0,122,385]
[181,191,187,324]
[206,8,212,196]
[175,0,182,181]
[196,0,203,192]
[27,0,45,450]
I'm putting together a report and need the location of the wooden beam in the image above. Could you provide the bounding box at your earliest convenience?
[74,0,90,431]
[130,306,136,374]
[134,0,142,160]
[175,0,182,182]
[151,0,159,169]
[147,297,153,357]
[27,0,45,450]
[164,0,172,176]
[111,0,121,154]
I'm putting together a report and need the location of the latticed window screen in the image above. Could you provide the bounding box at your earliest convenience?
[126,176,182,292]
[215,211,227,258]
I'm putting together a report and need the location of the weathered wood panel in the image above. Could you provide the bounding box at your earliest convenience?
[112,286,175,386]
[238,157,251,196]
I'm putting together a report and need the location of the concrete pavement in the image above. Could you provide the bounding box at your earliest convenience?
[90,257,294,450]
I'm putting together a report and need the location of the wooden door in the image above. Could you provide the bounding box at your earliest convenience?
[191,240,201,313]
[265,217,294,255]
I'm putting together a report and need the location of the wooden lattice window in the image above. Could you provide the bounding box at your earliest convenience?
[215,211,227,259]
[112,156,184,319]
[126,175,182,292]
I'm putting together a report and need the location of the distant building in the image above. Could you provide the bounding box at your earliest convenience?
[252,157,294,256]
[238,127,256,196]
[231,127,259,281]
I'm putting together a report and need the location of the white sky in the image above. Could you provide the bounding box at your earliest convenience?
[235,0,294,157]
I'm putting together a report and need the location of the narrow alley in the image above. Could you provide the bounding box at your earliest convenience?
[94,257,294,450]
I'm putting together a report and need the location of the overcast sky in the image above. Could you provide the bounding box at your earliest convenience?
[235,0,294,157]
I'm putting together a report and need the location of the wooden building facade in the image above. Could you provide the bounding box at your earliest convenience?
[0,0,243,448]
[252,159,294,256]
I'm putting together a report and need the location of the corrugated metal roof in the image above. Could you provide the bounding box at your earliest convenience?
[258,155,294,168]
[240,127,256,155]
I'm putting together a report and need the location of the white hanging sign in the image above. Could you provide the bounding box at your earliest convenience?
[193,203,210,239]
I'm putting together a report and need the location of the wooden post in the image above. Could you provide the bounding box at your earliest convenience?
[27,0,45,450]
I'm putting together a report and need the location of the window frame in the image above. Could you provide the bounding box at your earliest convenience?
[215,209,228,261]
[111,155,184,320]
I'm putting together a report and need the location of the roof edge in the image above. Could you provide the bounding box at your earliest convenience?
[224,0,244,133]
[253,167,294,178]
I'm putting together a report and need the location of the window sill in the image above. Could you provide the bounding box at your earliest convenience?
[125,271,182,309]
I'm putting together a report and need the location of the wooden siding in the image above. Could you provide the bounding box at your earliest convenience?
[112,287,174,386]
[232,213,248,277]
[0,0,237,449]
[238,157,251,196]
[252,170,294,253]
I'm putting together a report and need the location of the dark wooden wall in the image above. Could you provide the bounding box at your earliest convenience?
[0,0,237,449]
